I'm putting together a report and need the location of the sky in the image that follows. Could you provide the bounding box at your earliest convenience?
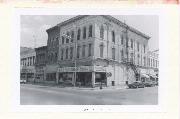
[21,15,158,51]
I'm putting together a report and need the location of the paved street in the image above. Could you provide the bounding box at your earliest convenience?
[20,84,158,105]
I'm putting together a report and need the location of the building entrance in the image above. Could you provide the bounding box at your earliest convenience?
[76,72,92,87]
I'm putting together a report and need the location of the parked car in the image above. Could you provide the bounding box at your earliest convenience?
[128,81,145,89]
[144,82,153,87]
[20,79,26,84]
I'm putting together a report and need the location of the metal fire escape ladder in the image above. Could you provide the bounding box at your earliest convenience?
[125,23,139,81]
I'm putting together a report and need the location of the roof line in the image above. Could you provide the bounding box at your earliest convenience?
[46,15,150,39]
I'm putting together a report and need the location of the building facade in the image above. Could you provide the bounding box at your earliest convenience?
[35,46,47,83]
[147,50,159,81]
[44,15,153,87]
[20,47,36,82]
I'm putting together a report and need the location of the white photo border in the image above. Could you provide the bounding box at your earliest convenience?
[11,7,168,112]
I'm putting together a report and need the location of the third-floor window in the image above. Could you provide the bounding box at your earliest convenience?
[100,25,104,39]
[112,31,115,43]
[71,31,74,43]
[83,27,86,39]
[88,25,92,37]
[137,42,140,52]
[77,28,81,40]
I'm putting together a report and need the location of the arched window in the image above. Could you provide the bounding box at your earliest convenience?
[100,25,104,39]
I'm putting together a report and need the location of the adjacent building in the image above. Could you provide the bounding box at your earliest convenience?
[20,47,36,82]
[35,46,47,83]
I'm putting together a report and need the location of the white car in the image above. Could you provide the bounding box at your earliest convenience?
[20,79,26,84]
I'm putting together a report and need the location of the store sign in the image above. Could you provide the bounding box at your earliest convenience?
[58,66,106,72]
[21,69,34,73]
[58,66,93,72]
[94,66,106,72]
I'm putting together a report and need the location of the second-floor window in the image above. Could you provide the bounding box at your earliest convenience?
[82,45,86,57]
[70,47,73,59]
[77,28,81,40]
[144,45,146,53]
[89,25,92,37]
[62,36,65,44]
[121,35,124,45]
[83,27,86,39]
[100,25,104,39]
[61,49,64,60]
[112,48,115,60]
[112,31,115,43]
[144,56,146,66]
[137,54,140,65]
[137,42,140,52]
[131,39,133,49]
[77,46,80,58]
[88,44,92,56]
[100,44,104,58]
[121,49,124,60]
[66,48,68,59]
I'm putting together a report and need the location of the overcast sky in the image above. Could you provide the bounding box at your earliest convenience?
[21,15,158,51]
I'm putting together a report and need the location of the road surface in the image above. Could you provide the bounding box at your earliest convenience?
[20,84,158,105]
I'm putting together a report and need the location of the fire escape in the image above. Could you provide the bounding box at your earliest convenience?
[124,23,140,81]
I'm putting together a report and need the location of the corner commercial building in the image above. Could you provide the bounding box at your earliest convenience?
[45,15,155,87]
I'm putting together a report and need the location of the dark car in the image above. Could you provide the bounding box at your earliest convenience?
[144,82,153,87]
[128,81,145,89]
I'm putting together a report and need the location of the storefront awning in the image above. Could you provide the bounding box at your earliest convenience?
[141,74,150,78]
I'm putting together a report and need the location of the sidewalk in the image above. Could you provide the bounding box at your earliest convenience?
[23,82,128,91]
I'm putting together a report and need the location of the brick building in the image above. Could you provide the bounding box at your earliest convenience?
[45,15,153,87]
[35,46,47,83]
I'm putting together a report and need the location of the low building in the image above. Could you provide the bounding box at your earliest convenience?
[20,47,36,82]
[35,46,47,83]
[147,50,159,82]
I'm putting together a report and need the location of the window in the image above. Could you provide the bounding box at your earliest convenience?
[144,45,146,53]
[126,37,128,48]
[62,36,65,44]
[56,37,59,45]
[66,48,68,59]
[130,53,133,63]
[88,25,92,37]
[137,54,140,65]
[100,25,104,39]
[77,46,80,58]
[121,50,124,60]
[137,42,140,52]
[131,39,133,48]
[70,47,73,59]
[71,31,74,42]
[121,35,124,45]
[61,49,64,60]
[83,27,86,39]
[82,45,86,57]
[112,48,115,60]
[112,31,115,43]
[88,44,92,56]
[55,52,57,62]
[144,56,146,66]
[100,44,104,58]
[66,32,70,43]
[77,28,81,40]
